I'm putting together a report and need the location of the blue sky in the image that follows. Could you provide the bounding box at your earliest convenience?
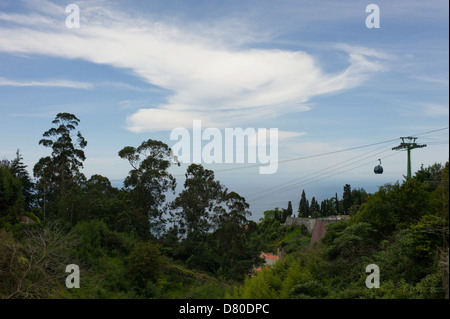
[0,0,448,220]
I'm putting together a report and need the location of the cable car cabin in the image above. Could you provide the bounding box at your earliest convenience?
[374,159,383,174]
[374,165,383,174]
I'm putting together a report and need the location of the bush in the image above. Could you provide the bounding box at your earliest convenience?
[126,241,167,296]
[290,279,329,299]
[361,272,444,299]
[325,222,378,261]
[73,220,109,266]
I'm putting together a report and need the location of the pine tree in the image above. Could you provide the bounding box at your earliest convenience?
[10,149,34,211]
[310,196,320,217]
[298,190,308,217]
[342,184,353,214]
[335,193,340,215]
[283,201,293,221]
[306,200,309,216]
[287,201,293,216]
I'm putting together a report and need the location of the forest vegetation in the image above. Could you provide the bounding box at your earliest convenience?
[0,113,448,299]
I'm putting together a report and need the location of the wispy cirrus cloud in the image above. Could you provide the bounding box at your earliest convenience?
[0,0,390,132]
[414,75,449,86]
[422,103,449,117]
[0,77,93,89]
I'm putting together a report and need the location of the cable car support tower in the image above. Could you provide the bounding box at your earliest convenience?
[392,137,427,179]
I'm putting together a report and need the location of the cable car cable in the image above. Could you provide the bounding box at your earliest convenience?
[248,147,401,202]
[246,142,398,201]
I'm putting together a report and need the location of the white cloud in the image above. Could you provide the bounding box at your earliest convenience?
[414,75,449,86]
[0,1,389,132]
[278,131,307,140]
[0,12,56,27]
[0,77,92,89]
[399,102,450,118]
[422,103,449,117]
[127,109,211,133]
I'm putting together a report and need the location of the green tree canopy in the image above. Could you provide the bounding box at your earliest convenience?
[171,164,225,239]
[33,113,87,220]
[0,166,23,224]
[119,139,176,238]
[36,113,87,193]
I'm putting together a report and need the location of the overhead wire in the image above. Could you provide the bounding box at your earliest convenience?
[248,145,402,202]
[413,126,449,137]
[170,137,400,177]
[245,126,448,203]
[275,151,402,194]
[206,138,400,175]
[245,142,399,201]
[109,126,449,184]
[201,126,449,175]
